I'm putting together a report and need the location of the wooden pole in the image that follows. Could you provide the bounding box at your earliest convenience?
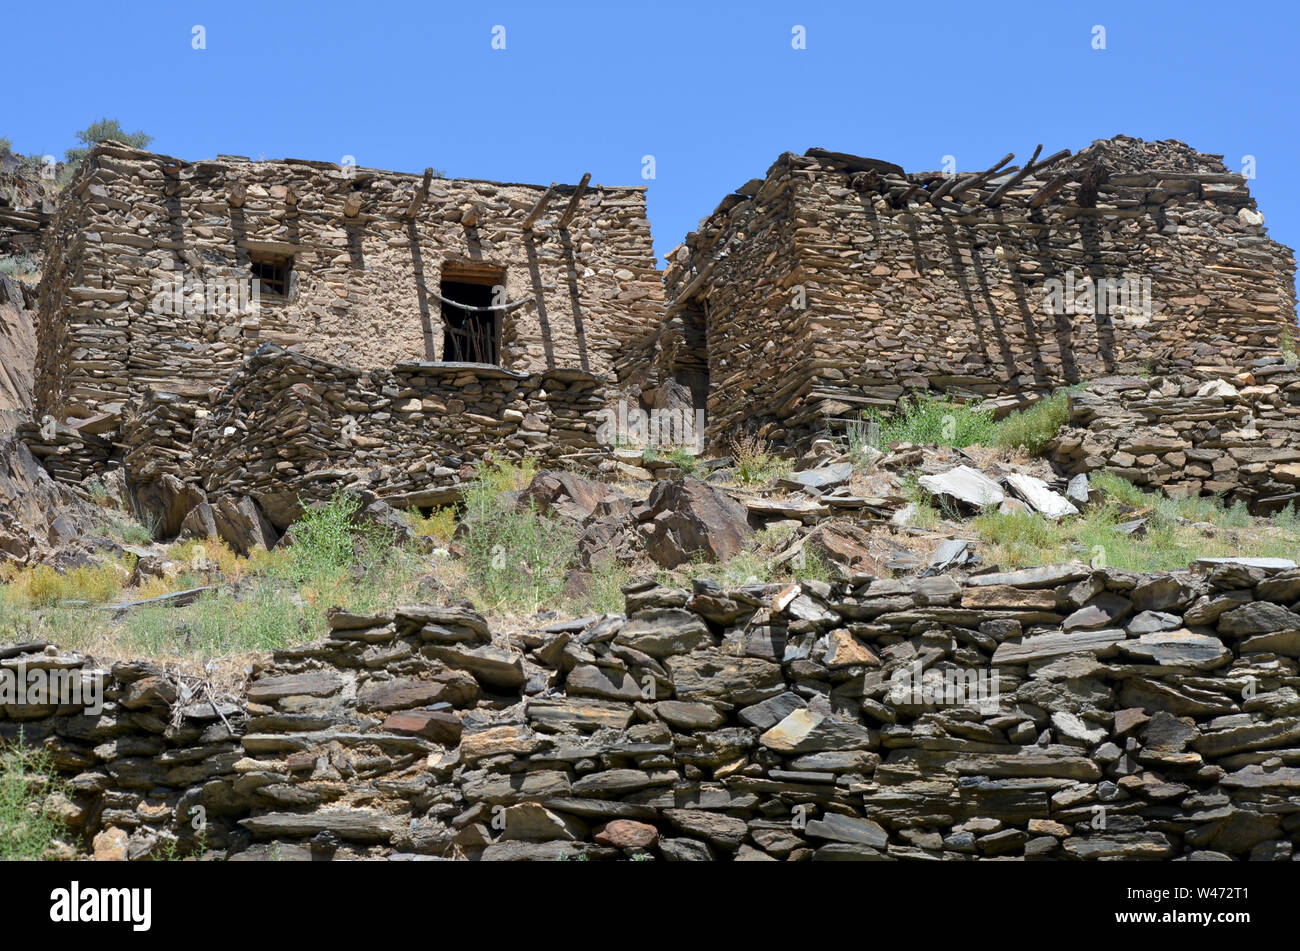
[521,182,557,231]
[558,172,591,229]
[406,168,433,219]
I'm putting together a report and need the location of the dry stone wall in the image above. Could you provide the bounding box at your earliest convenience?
[8,559,1300,861]
[35,141,663,421]
[647,137,1296,450]
[1050,359,1300,513]
[188,344,609,528]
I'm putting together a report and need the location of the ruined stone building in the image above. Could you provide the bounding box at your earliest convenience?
[631,136,1297,447]
[35,141,665,422]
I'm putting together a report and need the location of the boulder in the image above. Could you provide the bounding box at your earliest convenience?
[640,477,753,568]
[212,495,278,555]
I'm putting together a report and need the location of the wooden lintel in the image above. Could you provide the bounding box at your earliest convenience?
[667,259,717,310]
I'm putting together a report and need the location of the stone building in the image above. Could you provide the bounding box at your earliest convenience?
[35,141,665,423]
[630,136,1297,448]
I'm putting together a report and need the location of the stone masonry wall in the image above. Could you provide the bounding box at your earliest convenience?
[35,141,664,420]
[7,559,1300,861]
[652,137,1297,449]
[187,344,609,528]
[1049,359,1300,514]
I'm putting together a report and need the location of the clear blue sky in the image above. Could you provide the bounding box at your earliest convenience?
[6,0,1298,272]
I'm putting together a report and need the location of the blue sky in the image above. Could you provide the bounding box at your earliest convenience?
[6,0,1298,268]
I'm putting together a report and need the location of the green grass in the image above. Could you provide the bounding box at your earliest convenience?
[971,475,1299,572]
[0,741,69,860]
[460,465,578,614]
[580,558,632,615]
[864,395,996,449]
[862,388,1076,457]
[97,508,157,545]
[990,391,1072,455]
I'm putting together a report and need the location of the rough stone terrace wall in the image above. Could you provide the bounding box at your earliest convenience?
[186,344,608,528]
[7,560,1300,861]
[1050,360,1300,514]
[647,136,1296,449]
[35,141,663,420]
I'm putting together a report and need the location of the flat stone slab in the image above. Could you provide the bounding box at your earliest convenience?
[1195,557,1297,571]
[919,465,1005,509]
[1004,472,1079,519]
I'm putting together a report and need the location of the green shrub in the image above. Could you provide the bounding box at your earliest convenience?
[0,741,69,860]
[990,391,1071,455]
[460,467,577,613]
[63,118,153,166]
[729,433,790,486]
[665,447,698,476]
[864,395,995,449]
[0,255,38,278]
[279,491,398,587]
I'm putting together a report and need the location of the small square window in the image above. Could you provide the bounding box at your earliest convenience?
[250,254,292,299]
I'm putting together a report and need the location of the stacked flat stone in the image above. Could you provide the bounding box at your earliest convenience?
[34,141,663,425]
[8,558,1300,861]
[191,344,609,528]
[1050,360,1300,512]
[639,136,1296,451]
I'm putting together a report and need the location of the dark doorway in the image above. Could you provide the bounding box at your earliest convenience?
[672,298,710,411]
[440,279,498,364]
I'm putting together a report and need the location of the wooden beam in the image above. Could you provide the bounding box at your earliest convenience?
[558,172,591,229]
[667,259,716,310]
[947,152,1016,200]
[987,148,1073,207]
[521,182,558,231]
[893,182,923,205]
[1028,172,1071,208]
[984,144,1044,207]
[926,174,962,204]
[406,167,433,220]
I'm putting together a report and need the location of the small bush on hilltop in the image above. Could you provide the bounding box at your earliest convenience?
[63,118,153,166]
